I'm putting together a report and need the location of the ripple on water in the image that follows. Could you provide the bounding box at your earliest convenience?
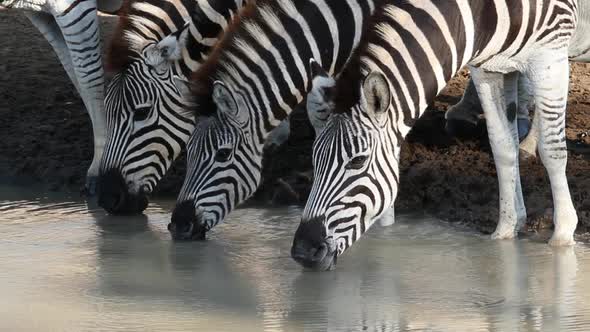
[2,188,590,331]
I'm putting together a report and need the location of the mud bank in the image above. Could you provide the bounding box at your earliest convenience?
[1,12,589,235]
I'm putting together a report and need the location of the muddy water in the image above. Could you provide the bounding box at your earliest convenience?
[1,186,589,331]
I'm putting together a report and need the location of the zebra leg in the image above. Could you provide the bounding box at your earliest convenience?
[444,79,483,136]
[23,11,83,96]
[515,75,540,160]
[52,0,106,195]
[526,53,577,246]
[470,68,524,240]
[519,109,539,160]
[516,75,532,141]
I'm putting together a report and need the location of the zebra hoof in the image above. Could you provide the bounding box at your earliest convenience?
[548,233,576,247]
[491,226,517,240]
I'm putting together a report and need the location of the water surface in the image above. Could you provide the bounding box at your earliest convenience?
[1,186,589,331]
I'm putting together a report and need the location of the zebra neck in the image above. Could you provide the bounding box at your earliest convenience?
[210,0,380,143]
[356,1,481,139]
[176,0,248,79]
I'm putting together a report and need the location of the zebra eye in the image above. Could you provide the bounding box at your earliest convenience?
[345,155,368,170]
[215,148,233,162]
[134,106,152,121]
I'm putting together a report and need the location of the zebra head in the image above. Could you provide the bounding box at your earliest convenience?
[168,80,263,240]
[98,24,195,215]
[292,62,398,270]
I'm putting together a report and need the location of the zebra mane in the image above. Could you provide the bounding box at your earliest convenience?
[189,0,274,117]
[106,0,136,71]
[107,0,193,71]
[332,0,395,114]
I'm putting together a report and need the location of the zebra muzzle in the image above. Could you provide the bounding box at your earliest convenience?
[169,201,208,241]
[98,169,148,215]
[291,219,337,271]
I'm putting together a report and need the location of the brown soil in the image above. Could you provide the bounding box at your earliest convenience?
[1,12,589,236]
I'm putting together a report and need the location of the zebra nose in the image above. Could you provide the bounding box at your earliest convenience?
[98,169,127,213]
[291,217,336,271]
[169,201,207,241]
[98,169,148,215]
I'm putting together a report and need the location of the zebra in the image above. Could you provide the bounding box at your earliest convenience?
[446,2,589,158]
[291,0,581,270]
[96,0,251,214]
[1,0,122,194]
[168,0,383,240]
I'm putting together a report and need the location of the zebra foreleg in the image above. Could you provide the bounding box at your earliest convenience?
[52,0,106,195]
[526,52,577,246]
[23,11,82,95]
[470,68,525,240]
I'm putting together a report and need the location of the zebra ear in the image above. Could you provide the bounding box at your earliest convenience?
[144,22,190,66]
[306,59,336,135]
[213,81,249,127]
[361,71,390,126]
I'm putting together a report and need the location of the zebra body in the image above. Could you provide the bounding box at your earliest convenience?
[446,0,589,157]
[293,0,579,270]
[97,0,249,214]
[2,0,121,193]
[169,0,382,240]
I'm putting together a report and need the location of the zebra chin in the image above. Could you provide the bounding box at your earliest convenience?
[97,169,149,215]
[168,201,208,241]
[291,217,338,271]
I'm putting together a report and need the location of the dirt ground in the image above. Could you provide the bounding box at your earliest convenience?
[1,11,589,236]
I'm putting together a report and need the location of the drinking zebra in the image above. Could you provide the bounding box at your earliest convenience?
[291,0,581,270]
[168,0,382,240]
[2,0,122,194]
[446,3,589,158]
[96,0,251,214]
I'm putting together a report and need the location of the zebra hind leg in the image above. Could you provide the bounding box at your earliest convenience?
[526,52,577,246]
[519,109,539,160]
[444,79,484,137]
[470,68,525,240]
[446,76,535,144]
[515,75,539,160]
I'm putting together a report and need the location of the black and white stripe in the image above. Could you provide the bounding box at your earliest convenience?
[169,0,382,240]
[294,0,580,269]
[3,0,114,194]
[446,0,589,157]
[97,0,248,214]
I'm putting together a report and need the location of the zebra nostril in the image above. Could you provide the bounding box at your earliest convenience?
[182,222,194,235]
[312,242,329,261]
